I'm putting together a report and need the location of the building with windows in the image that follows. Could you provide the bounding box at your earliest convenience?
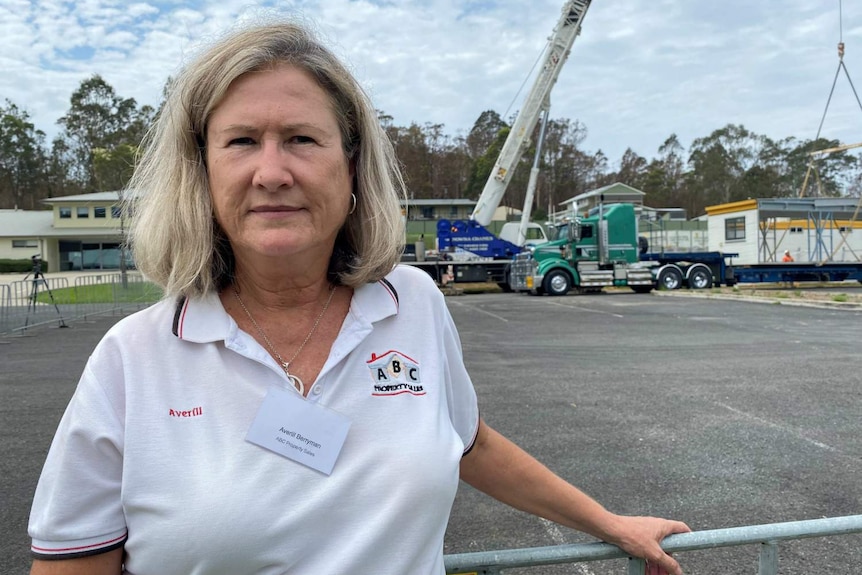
[558,182,645,217]
[0,191,129,271]
[705,198,862,264]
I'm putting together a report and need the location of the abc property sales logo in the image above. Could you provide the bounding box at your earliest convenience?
[367,350,425,396]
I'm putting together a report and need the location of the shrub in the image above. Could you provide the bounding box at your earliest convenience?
[0,258,50,273]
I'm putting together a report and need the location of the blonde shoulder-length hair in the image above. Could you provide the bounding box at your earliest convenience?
[128,21,406,299]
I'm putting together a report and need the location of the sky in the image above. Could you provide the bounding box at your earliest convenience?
[2,0,862,168]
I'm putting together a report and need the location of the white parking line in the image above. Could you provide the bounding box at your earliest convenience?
[539,518,598,575]
[542,300,625,318]
[446,299,509,322]
[715,402,836,452]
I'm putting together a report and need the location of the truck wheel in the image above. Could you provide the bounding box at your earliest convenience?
[687,266,713,289]
[498,264,513,293]
[657,267,683,290]
[543,270,572,296]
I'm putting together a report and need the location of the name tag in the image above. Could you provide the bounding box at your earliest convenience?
[246,386,351,475]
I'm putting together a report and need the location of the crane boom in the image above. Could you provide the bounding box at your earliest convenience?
[470,0,592,227]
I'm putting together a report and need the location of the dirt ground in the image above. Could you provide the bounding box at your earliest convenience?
[704,281,862,306]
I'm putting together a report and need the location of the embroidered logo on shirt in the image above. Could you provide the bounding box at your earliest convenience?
[367,350,425,396]
[168,406,203,417]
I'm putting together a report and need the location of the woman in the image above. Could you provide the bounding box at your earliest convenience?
[29,21,689,575]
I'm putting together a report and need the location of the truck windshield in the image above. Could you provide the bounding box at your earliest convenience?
[549,223,569,242]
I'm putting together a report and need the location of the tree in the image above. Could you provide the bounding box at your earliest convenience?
[93,145,139,194]
[538,117,588,215]
[0,100,48,209]
[779,137,856,197]
[465,125,509,200]
[57,75,151,190]
[686,124,763,215]
[465,110,507,160]
[615,148,649,190]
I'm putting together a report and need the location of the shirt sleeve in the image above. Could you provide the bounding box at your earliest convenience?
[439,294,480,455]
[29,358,128,560]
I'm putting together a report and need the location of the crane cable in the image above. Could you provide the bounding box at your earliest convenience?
[800,0,862,263]
[503,43,547,124]
[800,0,862,196]
[811,1,862,143]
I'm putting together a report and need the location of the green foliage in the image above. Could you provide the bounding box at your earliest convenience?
[0,100,48,209]
[35,281,163,305]
[58,75,153,190]
[1,73,861,221]
[832,293,849,302]
[467,125,509,198]
[0,258,49,273]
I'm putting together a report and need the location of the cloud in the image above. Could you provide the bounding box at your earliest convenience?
[2,0,861,165]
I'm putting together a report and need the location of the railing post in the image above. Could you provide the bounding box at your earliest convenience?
[627,557,646,575]
[758,541,778,575]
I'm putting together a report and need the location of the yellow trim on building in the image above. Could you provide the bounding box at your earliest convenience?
[704,199,758,216]
[761,219,862,230]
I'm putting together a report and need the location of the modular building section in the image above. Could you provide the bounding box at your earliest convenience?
[705,197,862,285]
[706,198,862,264]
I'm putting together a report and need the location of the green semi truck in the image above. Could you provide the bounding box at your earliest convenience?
[508,203,735,296]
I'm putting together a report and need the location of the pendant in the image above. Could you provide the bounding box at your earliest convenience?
[281,362,305,395]
[288,374,305,396]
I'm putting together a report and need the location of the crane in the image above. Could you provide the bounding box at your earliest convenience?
[470,0,592,242]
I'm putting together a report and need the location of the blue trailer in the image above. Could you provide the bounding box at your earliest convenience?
[729,262,862,284]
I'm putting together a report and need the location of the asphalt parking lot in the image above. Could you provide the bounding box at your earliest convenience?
[443,292,862,574]
[2,291,861,574]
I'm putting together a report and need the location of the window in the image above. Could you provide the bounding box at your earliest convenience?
[12,239,39,248]
[59,207,72,219]
[77,206,89,218]
[94,207,106,218]
[789,227,803,234]
[111,205,122,219]
[725,217,745,241]
[839,227,853,234]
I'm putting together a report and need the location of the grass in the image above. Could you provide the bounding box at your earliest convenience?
[34,282,163,305]
[832,293,849,302]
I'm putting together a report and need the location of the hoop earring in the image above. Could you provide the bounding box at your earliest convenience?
[349,193,357,215]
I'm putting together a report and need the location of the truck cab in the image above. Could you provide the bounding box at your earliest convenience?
[510,203,654,295]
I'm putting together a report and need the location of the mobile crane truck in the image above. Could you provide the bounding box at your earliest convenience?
[413,1,592,286]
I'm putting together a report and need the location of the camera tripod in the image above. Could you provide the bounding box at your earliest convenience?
[23,257,68,329]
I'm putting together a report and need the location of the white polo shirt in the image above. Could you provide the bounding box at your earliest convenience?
[29,265,480,575]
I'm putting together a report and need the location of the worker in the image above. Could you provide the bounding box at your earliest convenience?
[782,250,794,262]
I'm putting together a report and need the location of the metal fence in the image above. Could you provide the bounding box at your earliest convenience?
[0,272,162,335]
[445,515,862,575]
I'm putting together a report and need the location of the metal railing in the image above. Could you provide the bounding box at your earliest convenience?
[0,272,162,335]
[445,515,862,574]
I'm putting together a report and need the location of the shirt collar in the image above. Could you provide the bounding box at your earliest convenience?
[171,278,400,342]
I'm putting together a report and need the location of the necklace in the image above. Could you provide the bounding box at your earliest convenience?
[233,284,336,395]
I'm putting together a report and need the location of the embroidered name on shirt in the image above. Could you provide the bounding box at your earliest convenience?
[367,350,425,396]
[169,407,203,417]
